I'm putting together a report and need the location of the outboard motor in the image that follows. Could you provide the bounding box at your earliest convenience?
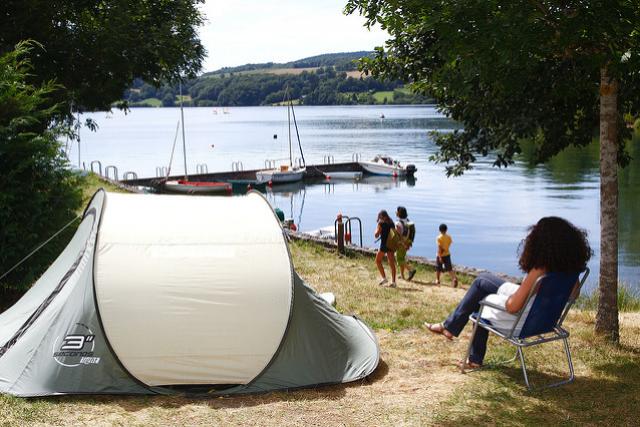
[406,164,417,176]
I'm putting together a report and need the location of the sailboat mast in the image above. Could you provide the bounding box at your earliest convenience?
[179,81,188,180]
[288,100,292,167]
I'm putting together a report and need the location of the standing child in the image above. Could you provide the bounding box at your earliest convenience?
[374,210,397,288]
[436,223,459,287]
[395,206,417,281]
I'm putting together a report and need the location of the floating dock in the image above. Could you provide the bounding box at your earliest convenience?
[121,162,365,189]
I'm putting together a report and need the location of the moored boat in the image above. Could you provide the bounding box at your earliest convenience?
[322,171,363,180]
[162,82,230,195]
[359,155,417,177]
[255,86,306,185]
[164,180,231,195]
[256,166,306,184]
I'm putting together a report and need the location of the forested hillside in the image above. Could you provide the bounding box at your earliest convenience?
[124,52,432,107]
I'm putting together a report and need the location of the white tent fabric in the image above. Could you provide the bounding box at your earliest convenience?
[0,189,379,397]
[95,192,293,386]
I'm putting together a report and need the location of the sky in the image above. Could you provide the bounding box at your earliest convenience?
[198,0,389,72]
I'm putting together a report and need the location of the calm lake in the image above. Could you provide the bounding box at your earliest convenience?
[77,105,640,291]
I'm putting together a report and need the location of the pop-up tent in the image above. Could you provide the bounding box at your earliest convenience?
[0,190,379,397]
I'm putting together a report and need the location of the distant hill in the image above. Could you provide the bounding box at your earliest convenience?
[202,51,374,77]
[124,52,433,107]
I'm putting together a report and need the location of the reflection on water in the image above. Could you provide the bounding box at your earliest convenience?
[81,106,639,291]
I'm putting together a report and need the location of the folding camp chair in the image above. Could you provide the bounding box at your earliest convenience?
[463,268,590,391]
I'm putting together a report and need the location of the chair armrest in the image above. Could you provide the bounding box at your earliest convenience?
[479,299,509,311]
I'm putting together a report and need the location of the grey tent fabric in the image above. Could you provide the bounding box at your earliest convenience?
[0,189,379,397]
[0,191,150,396]
[218,272,379,395]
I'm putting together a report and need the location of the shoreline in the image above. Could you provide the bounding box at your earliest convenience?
[287,231,521,283]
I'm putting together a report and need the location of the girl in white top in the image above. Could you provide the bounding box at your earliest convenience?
[424,217,592,369]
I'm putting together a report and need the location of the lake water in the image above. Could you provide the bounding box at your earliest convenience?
[76,105,640,291]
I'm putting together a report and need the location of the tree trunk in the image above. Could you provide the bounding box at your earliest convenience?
[595,66,619,342]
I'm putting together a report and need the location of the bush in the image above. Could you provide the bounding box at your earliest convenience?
[0,42,82,295]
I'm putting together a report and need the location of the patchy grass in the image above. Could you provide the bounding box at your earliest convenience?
[577,283,640,312]
[2,238,640,426]
[130,97,162,108]
[79,173,128,207]
[372,90,394,103]
[290,240,472,330]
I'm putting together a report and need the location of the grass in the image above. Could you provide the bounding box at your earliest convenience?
[372,87,412,103]
[577,283,640,312]
[2,225,640,425]
[290,240,471,330]
[130,97,162,107]
[372,90,394,103]
[79,172,129,206]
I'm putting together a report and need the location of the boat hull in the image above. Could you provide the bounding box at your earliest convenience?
[228,180,268,194]
[256,168,306,184]
[323,171,363,180]
[164,180,231,195]
[359,162,407,176]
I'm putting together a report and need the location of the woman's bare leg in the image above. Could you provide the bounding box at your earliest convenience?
[375,250,386,279]
[387,251,397,284]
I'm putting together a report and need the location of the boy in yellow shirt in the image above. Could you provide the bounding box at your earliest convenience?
[436,223,458,287]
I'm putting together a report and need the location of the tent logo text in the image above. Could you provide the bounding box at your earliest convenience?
[53,323,101,367]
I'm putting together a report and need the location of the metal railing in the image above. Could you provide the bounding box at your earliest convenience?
[90,160,102,176]
[334,215,363,248]
[104,165,119,181]
[156,166,169,178]
[122,171,138,180]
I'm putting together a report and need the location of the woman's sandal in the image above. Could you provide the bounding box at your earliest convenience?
[423,322,454,340]
[457,359,482,371]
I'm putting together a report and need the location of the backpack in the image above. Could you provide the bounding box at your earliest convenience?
[399,220,416,244]
[386,227,403,252]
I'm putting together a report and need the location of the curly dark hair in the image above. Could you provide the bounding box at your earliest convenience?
[518,217,592,273]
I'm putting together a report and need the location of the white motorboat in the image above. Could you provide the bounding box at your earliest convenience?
[256,166,306,183]
[322,171,363,180]
[256,87,306,185]
[359,155,417,177]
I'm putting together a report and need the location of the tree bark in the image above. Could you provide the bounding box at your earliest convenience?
[595,66,619,342]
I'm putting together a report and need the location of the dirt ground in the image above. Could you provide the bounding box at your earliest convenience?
[27,328,472,427]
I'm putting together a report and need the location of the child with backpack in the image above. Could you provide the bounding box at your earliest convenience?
[395,206,417,281]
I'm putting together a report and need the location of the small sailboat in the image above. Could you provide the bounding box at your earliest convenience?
[164,83,231,195]
[256,88,306,184]
[359,154,417,177]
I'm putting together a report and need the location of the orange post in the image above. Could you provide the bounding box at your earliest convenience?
[336,213,345,254]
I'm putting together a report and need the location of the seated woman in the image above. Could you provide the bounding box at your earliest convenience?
[425,216,592,369]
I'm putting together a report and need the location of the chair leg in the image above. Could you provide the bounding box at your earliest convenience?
[563,337,575,384]
[462,320,479,373]
[516,338,576,391]
[516,347,532,390]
